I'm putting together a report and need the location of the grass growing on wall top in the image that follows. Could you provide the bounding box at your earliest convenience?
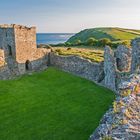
[54,47,104,62]
[0,67,114,140]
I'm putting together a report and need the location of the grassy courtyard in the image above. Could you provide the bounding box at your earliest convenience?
[0,67,114,140]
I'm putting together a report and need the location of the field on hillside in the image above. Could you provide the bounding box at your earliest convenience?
[54,47,104,62]
[67,27,140,43]
[0,68,114,140]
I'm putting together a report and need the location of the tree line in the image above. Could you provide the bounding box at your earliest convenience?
[55,37,130,48]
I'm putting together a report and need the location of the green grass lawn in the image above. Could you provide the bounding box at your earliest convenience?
[0,67,115,140]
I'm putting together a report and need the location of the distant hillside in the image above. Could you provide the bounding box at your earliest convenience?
[67,27,140,43]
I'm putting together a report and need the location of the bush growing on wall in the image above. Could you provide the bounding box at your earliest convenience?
[121,41,130,46]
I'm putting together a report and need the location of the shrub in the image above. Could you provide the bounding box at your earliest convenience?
[102,136,112,140]
[86,37,97,46]
[121,89,131,97]
[121,41,130,46]
[65,42,71,46]
[74,39,82,45]
[113,101,118,113]
[98,38,111,47]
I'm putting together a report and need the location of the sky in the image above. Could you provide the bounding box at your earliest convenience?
[0,0,140,33]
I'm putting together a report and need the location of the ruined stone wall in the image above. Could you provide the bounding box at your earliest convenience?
[115,45,131,72]
[0,25,18,77]
[0,48,11,80]
[131,38,140,73]
[14,25,37,63]
[16,48,51,74]
[49,45,132,92]
[0,25,16,59]
[0,65,11,80]
[104,45,132,91]
[0,24,51,78]
[90,74,140,140]
[13,25,51,74]
[50,52,104,83]
[0,49,5,67]
[104,46,116,91]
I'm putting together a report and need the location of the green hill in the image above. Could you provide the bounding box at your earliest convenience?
[67,27,140,43]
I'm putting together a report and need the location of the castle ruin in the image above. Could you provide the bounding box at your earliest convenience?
[0,24,51,79]
[0,24,140,91]
[0,24,140,140]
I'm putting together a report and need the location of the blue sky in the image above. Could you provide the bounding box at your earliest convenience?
[0,0,140,33]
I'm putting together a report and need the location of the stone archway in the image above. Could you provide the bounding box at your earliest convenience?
[8,45,12,56]
[116,58,122,71]
[25,60,32,71]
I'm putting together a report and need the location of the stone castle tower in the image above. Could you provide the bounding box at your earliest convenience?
[0,24,50,79]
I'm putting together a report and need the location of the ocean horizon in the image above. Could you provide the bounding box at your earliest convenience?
[36,33,74,45]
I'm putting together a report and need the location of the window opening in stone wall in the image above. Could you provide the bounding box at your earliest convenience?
[116,58,122,71]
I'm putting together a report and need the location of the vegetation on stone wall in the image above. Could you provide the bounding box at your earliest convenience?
[53,47,104,62]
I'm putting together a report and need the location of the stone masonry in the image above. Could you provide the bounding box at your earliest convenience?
[0,24,51,79]
[104,46,116,91]
[90,40,140,140]
[115,45,131,72]
[50,52,104,83]
[49,45,132,92]
[104,45,132,91]
[131,38,140,74]
[90,74,140,140]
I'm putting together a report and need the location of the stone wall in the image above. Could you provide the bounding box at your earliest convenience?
[0,24,51,78]
[16,48,51,74]
[0,25,18,76]
[104,46,116,91]
[0,49,5,67]
[14,25,36,63]
[0,25,16,59]
[115,45,131,72]
[90,74,140,140]
[131,38,140,73]
[13,25,51,74]
[49,45,132,92]
[0,65,11,80]
[104,45,132,91]
[50,52,104,83]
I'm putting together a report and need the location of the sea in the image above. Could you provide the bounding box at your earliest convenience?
[36,33,74,45]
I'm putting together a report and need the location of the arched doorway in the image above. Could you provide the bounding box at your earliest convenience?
[116,58,122,71]
[25,60,32,71]
[8,45,12,56]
